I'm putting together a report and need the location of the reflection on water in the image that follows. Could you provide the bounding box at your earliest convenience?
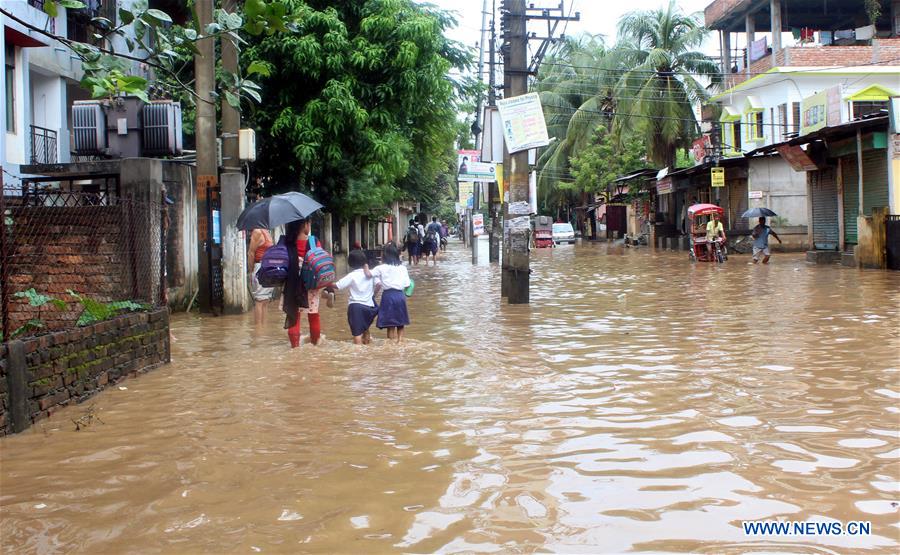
[2,241,899,553]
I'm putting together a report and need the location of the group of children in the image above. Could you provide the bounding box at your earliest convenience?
[325,243,412,345]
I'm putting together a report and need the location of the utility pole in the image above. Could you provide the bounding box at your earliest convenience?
[500,0,529,303]
[219,0,248,314]
[500,0,579,303]
[472,0,490,145]
[194,0,216,312]
[488,1,501,263]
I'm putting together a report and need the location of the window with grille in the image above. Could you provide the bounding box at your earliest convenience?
[851,100,888,119]
[746,111,764,141]
[777,103,788,139]
[792,102,801,135]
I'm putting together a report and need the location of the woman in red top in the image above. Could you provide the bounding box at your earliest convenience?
[247,228,275,325]
[282,219,323,347]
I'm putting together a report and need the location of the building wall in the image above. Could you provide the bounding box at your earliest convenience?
[747,156,809,227]
[717,73,900,152]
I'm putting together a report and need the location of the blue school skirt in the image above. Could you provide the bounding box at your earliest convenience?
[347,302,378,337]
[377,289,410,329]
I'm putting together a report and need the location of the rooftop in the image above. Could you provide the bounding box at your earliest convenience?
[705,0,892,33]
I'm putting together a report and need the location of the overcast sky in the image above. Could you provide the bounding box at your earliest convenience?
[427,0,716,55]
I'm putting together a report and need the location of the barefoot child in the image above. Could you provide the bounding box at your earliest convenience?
[327,250,378,345]
[365,243,411,343]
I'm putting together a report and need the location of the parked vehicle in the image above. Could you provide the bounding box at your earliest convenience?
[688,204,728,263]
[533,216,554,248]
[552,222,576,245]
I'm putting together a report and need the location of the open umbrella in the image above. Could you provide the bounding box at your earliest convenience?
[236,192,323,230]
[742,207,777,219]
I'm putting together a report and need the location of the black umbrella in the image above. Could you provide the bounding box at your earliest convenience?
[742,207,777,219]
[236,192,323,230]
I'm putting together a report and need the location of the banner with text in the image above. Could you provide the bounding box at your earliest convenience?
[497,93,551,153]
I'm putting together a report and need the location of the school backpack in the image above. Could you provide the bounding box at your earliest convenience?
[425,225,439,244]
[405,226,419,244]
[300,234,336,290]
[256,237,290,287]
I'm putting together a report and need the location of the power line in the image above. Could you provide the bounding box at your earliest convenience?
[534,55,900,78]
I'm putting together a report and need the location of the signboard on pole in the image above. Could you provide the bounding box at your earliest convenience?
[497,93,551,153]
[711,167,725,188]
[472,213,485,236]
[459,161,499,182]
[458,181,474,206]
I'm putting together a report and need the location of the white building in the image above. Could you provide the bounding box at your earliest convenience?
[1,0,148,185]
[702,0,900,245]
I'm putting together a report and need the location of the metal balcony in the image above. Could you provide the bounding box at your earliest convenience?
[29,125,58,165]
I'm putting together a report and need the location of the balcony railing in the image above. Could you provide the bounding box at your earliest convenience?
[29,125,58,165]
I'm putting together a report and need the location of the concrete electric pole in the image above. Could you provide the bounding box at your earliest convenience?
[194,0,216,312]
[500,0,529,303]
[500,0,578,304]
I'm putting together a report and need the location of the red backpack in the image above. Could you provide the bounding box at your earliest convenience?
[300,235,336,289]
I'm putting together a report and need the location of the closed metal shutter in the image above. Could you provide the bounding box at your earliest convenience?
[728,178,749,229]
[842,156,859,245]
[811,167,838,250]
[862,149,889,215]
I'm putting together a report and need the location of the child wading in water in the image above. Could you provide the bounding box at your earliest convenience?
[365,243,410,343]
[327,250,379,345]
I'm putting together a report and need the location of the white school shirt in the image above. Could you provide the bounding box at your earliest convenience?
[370,263,410,291]
[334,269,376,307]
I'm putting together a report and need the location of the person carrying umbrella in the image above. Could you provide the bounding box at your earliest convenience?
[236,192,329,346]
[751,216,782,264]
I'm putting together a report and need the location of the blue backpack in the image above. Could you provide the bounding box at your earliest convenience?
[256,237,290,287]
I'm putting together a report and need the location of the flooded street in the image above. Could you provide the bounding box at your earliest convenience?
[1,241,899,553]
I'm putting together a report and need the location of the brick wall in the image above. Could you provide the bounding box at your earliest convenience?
[0,308,170,436]
[6,203,160,333]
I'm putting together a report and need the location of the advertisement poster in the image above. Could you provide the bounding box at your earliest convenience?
[801,91,827,136]
[459,161,499,182]
[457,149,480,179]
[497,93,551,153]
[472,213,485,236]
[458,181,474,207]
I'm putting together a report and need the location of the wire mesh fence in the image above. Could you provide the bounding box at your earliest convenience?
[1,182,165,341]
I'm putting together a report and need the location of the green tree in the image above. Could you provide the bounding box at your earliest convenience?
[569,127,646,196]
[533,35,619,212]
[614,0,719,167]
[244,0,471,218]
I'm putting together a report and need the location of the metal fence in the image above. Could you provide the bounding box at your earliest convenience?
[1,181,165,341]
[28,125,58,165]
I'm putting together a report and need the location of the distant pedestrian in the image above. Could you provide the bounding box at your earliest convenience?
[327,249,378,345]
[365,243,411,343]
[248,227,275,325]
[440,220,449,252]
[423,216,442,265]
[403,218,421,265]
[751,216,782,264]
[282,219,328,348]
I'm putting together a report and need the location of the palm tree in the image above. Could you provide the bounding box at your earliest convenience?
[614,0,719,168]
[533,35,620,214]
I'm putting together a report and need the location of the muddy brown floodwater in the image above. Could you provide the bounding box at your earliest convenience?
[1,241,899,554]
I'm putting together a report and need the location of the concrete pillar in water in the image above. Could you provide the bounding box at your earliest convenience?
[220,172,248,314]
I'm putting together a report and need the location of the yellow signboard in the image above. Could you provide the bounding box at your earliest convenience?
[711,167,725,188]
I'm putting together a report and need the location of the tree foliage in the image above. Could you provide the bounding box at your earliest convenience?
[569,127,646,195]
[244,0,471,218]
[614,0,720,166]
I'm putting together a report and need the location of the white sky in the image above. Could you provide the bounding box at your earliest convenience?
[428,0,716,54]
